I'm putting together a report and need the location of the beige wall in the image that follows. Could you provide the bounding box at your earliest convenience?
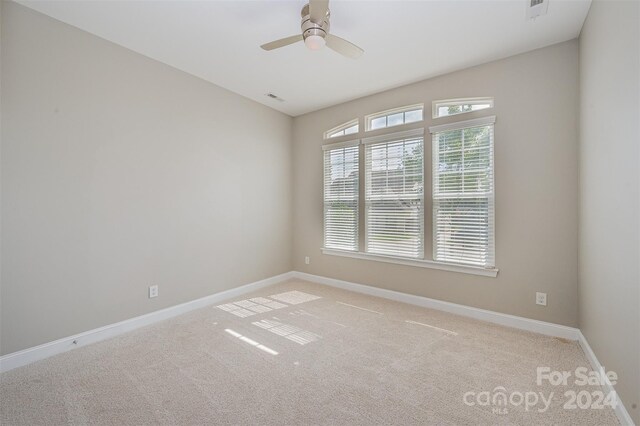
[0,2,292,355]
[293,40,580,327]
[578,0,640,422]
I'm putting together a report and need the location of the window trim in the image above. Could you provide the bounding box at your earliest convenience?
[324,119,359,140]
[322,248,499,277]
[432,97,494,119]
[321,139,360,151]
[361,127,424,145]
[365,104,424,132]
[429,115,496,134]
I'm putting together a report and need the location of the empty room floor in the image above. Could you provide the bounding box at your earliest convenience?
[0,280,618,425]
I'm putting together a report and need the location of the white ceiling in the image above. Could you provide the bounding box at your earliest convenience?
[18,0,591,116]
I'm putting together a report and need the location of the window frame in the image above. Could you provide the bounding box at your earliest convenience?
[363,128,425,259]
[365,104,424,132]
[321,104,499,278]
[430,115,496,268]
[432,97,494,119]
[322,139,360,252]
[324,119,359,139]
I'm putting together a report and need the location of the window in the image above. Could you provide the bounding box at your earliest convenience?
[323,141,359,251]
[365,104,423,131]
[432,98,493,119]
[324,119,359,139]
[364,129,424,258]
[322,101,497,275]
[431,116,495,267]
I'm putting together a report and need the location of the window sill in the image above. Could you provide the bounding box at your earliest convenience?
[321,248,499,278]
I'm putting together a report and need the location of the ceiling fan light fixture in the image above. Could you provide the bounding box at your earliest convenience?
[260,0,363,59]
[304,34,326,50]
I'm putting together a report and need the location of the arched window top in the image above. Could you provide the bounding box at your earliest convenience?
[365,104,424,131]
[324,119,359,139]
[432,97,493,119]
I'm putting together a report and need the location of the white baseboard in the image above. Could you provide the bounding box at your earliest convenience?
[292,271,580,340]
[578,331,635,425]
[0,271,295,374]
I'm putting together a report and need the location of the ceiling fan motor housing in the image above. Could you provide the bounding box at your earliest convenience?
[301,3,330,41]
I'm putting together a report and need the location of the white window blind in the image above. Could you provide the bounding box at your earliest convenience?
[431,116,495,267]
[323,141,359,251]
[364,129,424,258]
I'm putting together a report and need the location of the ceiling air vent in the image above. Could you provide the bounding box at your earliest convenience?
[266,93,285,102]
[526,0,549,20]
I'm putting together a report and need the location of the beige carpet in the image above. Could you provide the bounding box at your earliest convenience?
[0,279,618,425]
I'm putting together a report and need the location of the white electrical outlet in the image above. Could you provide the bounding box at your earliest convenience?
[536,292,547,306]
[149,285,158,299]
[305,256,310,265]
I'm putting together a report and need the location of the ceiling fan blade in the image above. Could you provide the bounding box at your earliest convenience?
[326,34,364,59]
[260,34,303,51]
[309,0,329,23]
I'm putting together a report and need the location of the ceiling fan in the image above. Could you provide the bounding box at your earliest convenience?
[260,0,364,59]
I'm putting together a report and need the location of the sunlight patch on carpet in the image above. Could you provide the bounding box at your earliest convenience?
[269,291,321,305]
[224,329,279,355]
[252,319,321,345]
